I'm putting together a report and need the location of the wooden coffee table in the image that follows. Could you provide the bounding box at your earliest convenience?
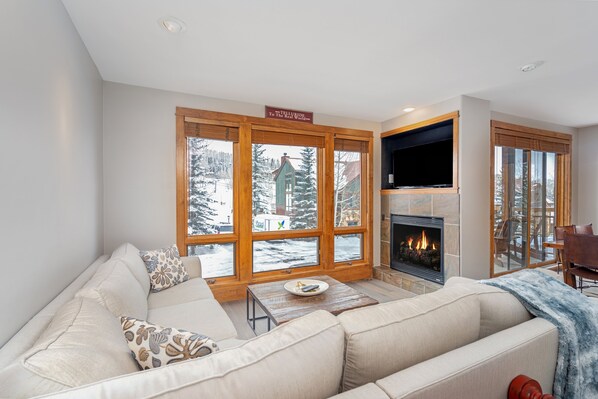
[246,275,378,334]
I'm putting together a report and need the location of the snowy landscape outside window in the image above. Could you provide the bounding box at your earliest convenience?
[334,150,361,227]
[187,137,234,235]
[252,144,318,232]
[186,135,236,278]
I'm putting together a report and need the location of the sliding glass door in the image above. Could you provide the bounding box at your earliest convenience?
[492,146,558,274]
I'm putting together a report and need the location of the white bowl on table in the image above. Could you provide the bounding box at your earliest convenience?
[284,279,329,297]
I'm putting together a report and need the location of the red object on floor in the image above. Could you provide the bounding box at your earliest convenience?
[508,375,554,399]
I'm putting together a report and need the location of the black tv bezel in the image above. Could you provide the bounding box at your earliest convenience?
[392,139,453,189]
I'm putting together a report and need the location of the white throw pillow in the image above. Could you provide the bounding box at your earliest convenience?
[120,316,219,369]
[139,244,189,292]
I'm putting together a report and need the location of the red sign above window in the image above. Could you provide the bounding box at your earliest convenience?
[265,106,313,124]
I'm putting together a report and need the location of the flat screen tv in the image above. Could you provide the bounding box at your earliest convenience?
[392,139,453,188]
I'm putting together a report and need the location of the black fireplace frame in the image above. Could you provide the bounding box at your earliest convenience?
[390,214,444,284]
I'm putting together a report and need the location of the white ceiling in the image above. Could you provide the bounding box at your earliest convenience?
[61,0,598,127]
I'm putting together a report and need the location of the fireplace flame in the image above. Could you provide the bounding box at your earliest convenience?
[415,230,429,251]
[407,237,413,249]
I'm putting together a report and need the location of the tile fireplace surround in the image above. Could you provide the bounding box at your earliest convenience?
[378,192,460,294]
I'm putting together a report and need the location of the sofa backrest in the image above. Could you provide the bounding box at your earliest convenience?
[444,277,532,338]
[76,257,148,320]
[0,297,139,398]
[337,285,481,391]
[0,255,109,370]
[110,243,151,296]
[32,310,346,399]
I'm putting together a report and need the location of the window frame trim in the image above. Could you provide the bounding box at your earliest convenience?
[176,108,374,300]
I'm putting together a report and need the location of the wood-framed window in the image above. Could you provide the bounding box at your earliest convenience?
[490,121,572,277]
[176,108,373,301]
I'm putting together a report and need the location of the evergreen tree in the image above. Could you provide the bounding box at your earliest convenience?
[291,147,317,229]
[188,138,217,235]
[334,151,349,226]
[252,144,272,215]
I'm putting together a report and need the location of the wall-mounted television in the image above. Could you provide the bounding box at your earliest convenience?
[392,139,453,188]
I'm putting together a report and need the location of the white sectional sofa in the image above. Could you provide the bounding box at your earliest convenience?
[0,243,559,399]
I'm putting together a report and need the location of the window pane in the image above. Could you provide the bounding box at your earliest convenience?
[334,234,363,263]
[187,243,235,278]
[493,146,528,274]
[187,137,233,235]
[252,144,318,231]
[334,151,361,227]
[253,238,319,273]
[529,151,557,265]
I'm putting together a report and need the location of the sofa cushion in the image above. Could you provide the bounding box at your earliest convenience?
[76,258,148,320]
[148,299,238,341]
[0,298,139,398]
[445,277,532,338]
[121,316,219,369]
[32,310,346,399]
[337,285,481,391]
[329,383,391,399]
[375,318,558,399]
[139,244,189,292]
[148,277,214,309]
[111,243,151,295]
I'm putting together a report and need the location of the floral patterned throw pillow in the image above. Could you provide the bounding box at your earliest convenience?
[139,245,189,292]
[120,316,219,369]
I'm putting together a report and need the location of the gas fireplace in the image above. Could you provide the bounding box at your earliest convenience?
[391,215,444,283]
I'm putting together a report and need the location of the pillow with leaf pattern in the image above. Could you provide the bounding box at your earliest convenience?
[139,244,189,292]
[120,316,219,369]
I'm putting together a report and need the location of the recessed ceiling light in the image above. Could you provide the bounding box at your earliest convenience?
[520,61,545,72]
[158,17,186,34]
[403,107,415,113]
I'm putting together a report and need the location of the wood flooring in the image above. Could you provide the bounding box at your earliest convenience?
[222,278,415,339]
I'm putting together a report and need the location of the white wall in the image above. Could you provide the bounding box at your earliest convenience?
[460,96,491,279]
[102,82,381,264]
[577,125,598,225]
[0,0,103,346]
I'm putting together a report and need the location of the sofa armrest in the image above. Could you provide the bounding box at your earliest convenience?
[375,318,558,399]
[181,256,202,279]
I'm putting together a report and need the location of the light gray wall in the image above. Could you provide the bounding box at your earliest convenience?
[459,96,491,279]
[102,82,381,264]
[0,0,103,346]
[577,125,598,225]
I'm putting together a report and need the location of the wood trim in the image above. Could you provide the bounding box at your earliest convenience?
[334,133,371,142]
[380,187,459,195]
[251,124,327,137]
[491,120,572,142]
[252,229,323,241]
[176,107,374,298]
[184,116,240,128]
[367,138,374,269]
[380,111,459,138]
[176,114,187,255]
[185,234,238,245]
[323,134,335,270]
[452,112,460,191]
[176,107,372,138]
[238,123,253,282]
[489,128,496,277]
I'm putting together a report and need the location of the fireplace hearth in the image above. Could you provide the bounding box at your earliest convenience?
[391,215,444,284]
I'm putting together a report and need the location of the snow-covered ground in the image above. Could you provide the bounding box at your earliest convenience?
[191,235,362,278]
[192,146,361,278]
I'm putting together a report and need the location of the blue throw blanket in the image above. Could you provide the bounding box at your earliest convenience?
[481,269,598,399]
